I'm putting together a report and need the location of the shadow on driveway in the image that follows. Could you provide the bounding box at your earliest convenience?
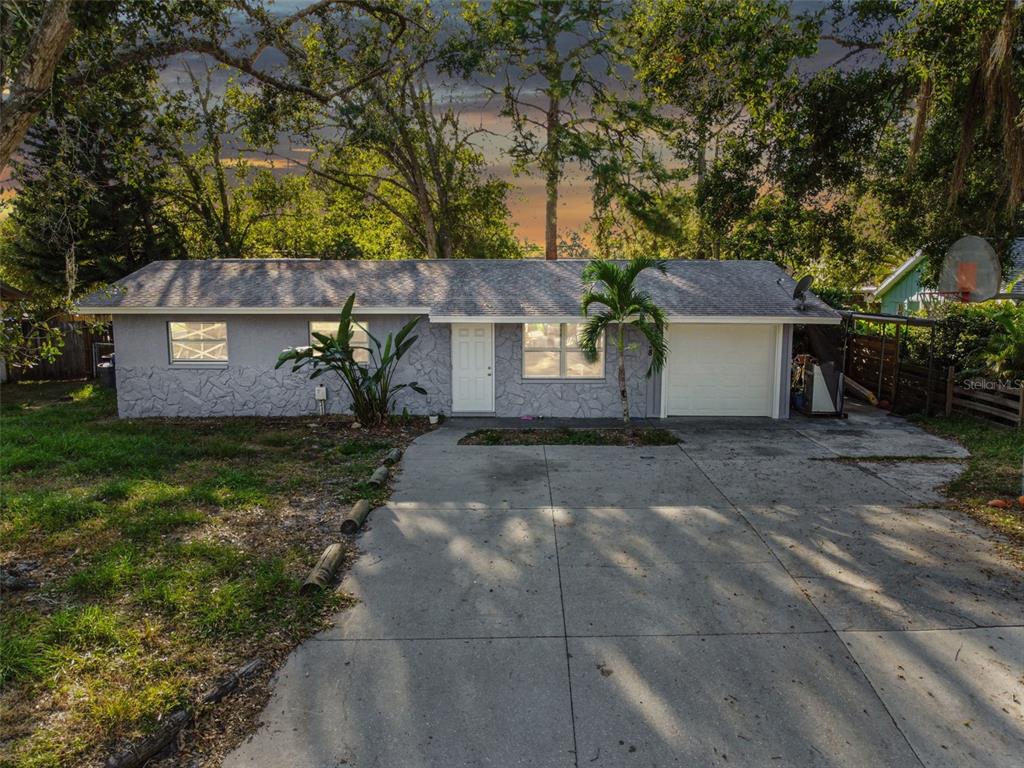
[225,415,1022,768]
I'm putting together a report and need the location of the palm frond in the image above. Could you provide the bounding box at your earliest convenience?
[623,256,667,286]
[581,289,617,316]
[581,259,623,289]
[578,257,669,385]
[579,312,613,363]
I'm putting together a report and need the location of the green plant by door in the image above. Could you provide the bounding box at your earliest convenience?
[276,294,426,425]
[578,257,669,423]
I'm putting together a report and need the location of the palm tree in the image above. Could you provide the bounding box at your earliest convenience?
[579,257,669,423]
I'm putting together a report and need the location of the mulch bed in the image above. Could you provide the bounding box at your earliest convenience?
[459,427,679,446]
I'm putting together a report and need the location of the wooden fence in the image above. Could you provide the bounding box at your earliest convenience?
[845,333,899,402]
[947,374,1023,426]
[5,322,113,383]
[843,332,1023,426]
[893,362,949,417]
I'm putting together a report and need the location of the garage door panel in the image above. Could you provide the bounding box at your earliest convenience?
[666,324,776,417]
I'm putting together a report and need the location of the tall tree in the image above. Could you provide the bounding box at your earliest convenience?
[1,0,416,168]
[624,0,818,258]
[5,68,182,303]
[153,65,288,260]
[241,1,521,259]
[782,0,1024,277]
[614,0,1021,291]
[460,0,620,259]
[0,0,74,168]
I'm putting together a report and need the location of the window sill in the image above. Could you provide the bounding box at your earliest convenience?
[521,377,606,383]
[169,362,229,370]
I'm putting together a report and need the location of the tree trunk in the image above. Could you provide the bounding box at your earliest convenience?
[411,81,454,259]
[0,0,75,169]
[618,324,629,423]
[544,93,560,260]
[695,136,711,258]
[411,173,439,259]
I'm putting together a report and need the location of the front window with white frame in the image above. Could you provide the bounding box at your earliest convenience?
[168,321,228,363]
[522,323,603,379]
[309,320,370,363]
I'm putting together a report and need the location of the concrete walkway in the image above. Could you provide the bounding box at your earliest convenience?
[226,412,1024,768]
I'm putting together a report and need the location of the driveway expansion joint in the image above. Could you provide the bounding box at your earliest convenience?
[545,444,580,768]
[677,440,930,768]
[310,628,841,642]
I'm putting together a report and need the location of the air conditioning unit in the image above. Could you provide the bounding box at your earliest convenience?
[803,362,844,416]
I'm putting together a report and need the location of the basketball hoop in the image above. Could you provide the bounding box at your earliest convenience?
[932,290,972,303]
[937,236,1001,303]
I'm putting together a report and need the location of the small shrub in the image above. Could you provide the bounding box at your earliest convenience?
[276,293,426,425]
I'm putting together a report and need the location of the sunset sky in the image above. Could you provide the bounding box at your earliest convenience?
[152,1,850,249]
[3,2,851,250]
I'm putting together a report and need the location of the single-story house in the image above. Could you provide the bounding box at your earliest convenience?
[76,259,839,420]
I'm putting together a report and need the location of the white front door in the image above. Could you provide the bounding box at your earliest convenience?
[451,323,494,412]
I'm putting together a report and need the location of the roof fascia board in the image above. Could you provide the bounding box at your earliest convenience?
[664,315,839,325]
[430,315,586,324]
[79,307,839,325]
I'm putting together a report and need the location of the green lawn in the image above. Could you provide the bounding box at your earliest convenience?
[459,426,679,446]
[914,413,1024,564]
[0,382,424,768]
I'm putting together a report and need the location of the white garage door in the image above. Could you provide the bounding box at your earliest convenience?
[665,324,779,417]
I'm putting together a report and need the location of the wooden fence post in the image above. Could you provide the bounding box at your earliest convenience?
[891,323,902,407]
[1018,385,1023,428]
[876,330,886,400]
[945,366,955,417]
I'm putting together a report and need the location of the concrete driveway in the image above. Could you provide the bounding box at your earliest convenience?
[226,411,1023,768]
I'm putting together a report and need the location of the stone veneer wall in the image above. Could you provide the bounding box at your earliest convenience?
[113,314,657,419]
[492,323,656,418]
[113,314,450,419]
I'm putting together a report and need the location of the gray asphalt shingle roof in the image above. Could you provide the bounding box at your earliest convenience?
[77,258,838,320]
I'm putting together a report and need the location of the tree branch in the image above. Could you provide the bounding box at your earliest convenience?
[0,0,74,168]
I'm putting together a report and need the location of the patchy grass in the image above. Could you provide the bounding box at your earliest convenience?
[0,382,429,768]
[459,427,678,446]
[913,413,1024,563]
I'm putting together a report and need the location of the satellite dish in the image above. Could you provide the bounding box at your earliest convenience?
[793,275,814,309]
[938,236,1001,302]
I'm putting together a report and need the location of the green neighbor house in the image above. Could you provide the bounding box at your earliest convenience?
[872,250,929,315]
[872,239,1024,315]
